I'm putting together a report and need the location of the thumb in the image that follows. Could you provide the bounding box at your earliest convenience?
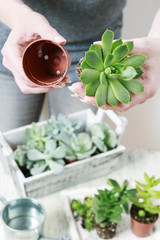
[40,24,66,46]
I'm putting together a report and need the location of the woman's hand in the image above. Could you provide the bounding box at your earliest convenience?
[69,37,160,112]
[1,10,70,94]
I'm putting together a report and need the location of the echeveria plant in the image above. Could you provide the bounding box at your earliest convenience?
[27,139,66,175]
[91,122,117,152]
[59,131,97,161]
[79,29,146,107]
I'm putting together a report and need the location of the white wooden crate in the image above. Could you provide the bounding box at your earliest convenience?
[0,109,126,198]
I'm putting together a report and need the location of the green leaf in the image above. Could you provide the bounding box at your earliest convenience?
[80,69,100,84]
[106,82,119,106]
[110,79,131,104]
[144,173,151,185]
[85,79,100,96]
[104,130,117,148]
[92,136,107,152]
[135,67,144,79]
[111,38,123,53]
[95,83,107,107]
[102,29,114,59]
[81,59,92,70]
[121,54,146,68]
[27,149,46,161]
[121,198,129,213]
[85,50,104,71]
[51,146,66,159]
[100,71,108,85]
[89,44,103,61]
[123,41,134,53]
[104,54,113,68]
[119,79,144,94]
[112,63,125,73]
[121,66,137,81]
[107,179,121,190]
[111,45,129,65]
[47,160,64,174]
[30,163,47,175]
[45,139,56,152]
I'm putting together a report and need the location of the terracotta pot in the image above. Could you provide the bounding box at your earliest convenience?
[94,222,117,239]
[130,205,159,237]
[22,39,71,86]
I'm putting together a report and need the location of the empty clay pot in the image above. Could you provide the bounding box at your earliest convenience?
[22,39,71,86]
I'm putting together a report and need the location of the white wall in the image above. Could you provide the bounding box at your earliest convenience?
[40,0,160,149]
[121,0,160,149]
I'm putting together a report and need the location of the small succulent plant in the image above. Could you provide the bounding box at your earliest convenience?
[71,197,94,231]
[45,114,81,140]
[27,139,66,175]
[59,131,97,161]
[129,173,160,215]
[91,122,117,152]
[92,179,137,227]
[79,29,146,107]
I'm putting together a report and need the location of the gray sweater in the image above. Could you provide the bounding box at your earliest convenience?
[0,0,126,79]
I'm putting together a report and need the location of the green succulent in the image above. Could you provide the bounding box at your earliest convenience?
[129,173,160,215]
[80,29,146,107]
[92,179,137,227]
[71,197,94,231]
[27,139,66,175]
[45,114,81,140]
[59,131,97,161]
[91,122,117,152]
[24,122,50,152]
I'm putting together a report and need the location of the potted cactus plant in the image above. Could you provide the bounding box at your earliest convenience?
[129,173,160,237]
[76,29,146,107]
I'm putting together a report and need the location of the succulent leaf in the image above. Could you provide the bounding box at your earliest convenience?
[95,83,107,107]
[104,54,113,68]
[47,160,64,174]
[107,83,119,107]
[123,41,134,53]
[121,54,146,68]
[85,79,100,96]
[80,69,100,84]
[89,44,103,61]
[135,67,144,79]
[92,136,107,152]
[85,50,104,71]
[111,44,129,65]
[111,38,123,53]
[102,29,114,59]
[110,79,131,104]
[121,66,137,81]
[81,59,92,70]
[119,79,144,94]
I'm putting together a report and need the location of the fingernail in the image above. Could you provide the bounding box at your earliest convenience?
[71,94,79,97]
[55,36,66,44]
[68,86,74,92]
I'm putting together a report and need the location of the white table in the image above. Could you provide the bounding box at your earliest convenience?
[0,149,160,239]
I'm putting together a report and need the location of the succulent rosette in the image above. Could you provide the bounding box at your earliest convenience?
[79,29,146,107]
